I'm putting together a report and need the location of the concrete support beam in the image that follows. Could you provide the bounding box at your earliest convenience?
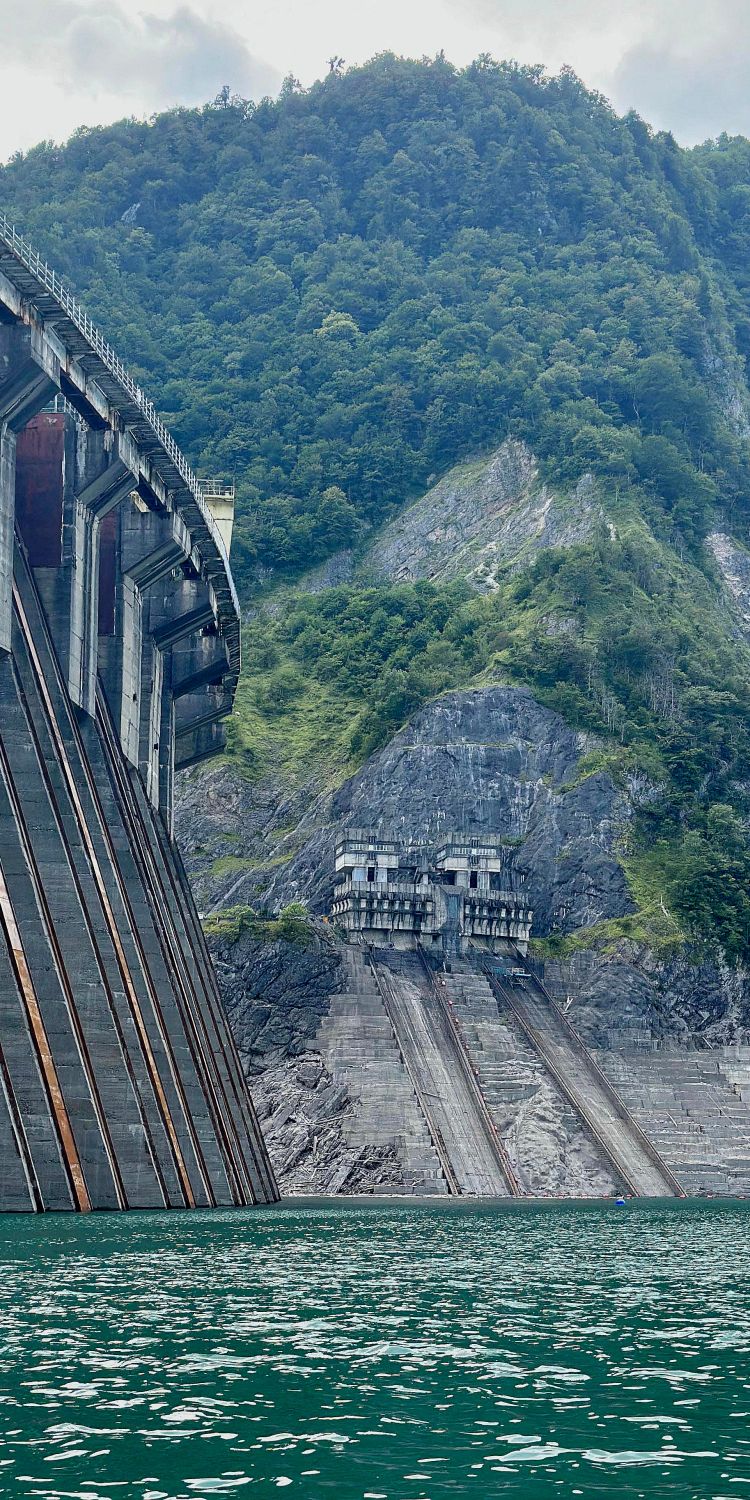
[0,329,57,654]
[152,597,215,651]
[172,646,228,699]
[121,506,191,590]
[139,637,166,811]
[175,685,233,737]
[174,722,227,769]
[0,325,59,432]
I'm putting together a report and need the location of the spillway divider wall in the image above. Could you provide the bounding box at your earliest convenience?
[365,943,459,1195]
[416,944,523,1195]
[506,945,687,1197]
[0,717,124,1210]
[11,573,196,1206]
[93,681,250,1206]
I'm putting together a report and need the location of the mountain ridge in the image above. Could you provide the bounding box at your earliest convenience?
[4,55,750,970]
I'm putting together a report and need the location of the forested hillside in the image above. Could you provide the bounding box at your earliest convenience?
[4,56,750,577]
[4,55,750,963]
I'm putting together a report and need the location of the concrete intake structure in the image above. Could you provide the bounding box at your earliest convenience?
[0,218,278,1210]
[333,830,533,955]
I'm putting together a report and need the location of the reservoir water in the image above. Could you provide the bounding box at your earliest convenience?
[1,1197,748,1498]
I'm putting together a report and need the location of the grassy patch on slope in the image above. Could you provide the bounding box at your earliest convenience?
[224,509,750,962]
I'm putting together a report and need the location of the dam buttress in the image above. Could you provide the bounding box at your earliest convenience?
[0,218,277,1210]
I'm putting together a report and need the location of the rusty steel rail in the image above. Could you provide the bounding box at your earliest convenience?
[506,945,686,1198]
[416,944,523,1196]
[0,773,91,1212]
[95,680,256,1207]
[364,943,461,1195]
[0,721,124,1210]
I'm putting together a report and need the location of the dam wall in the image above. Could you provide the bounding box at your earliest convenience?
[0,218,277,1210]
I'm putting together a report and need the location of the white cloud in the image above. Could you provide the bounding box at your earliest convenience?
[0,0,280,157]
[1,0,749,158]
[610,0,750,142]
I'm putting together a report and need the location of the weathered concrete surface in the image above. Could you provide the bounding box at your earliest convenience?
[445,968,619,1196]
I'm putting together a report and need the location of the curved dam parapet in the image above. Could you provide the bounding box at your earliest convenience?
[0,218,278,1210]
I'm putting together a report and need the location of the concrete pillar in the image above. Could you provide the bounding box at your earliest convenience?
[171,631,228,698]
[115,507,190,767]
[140,639,165,812]
[174,721,227,768]
[135,569,217,823]
[0,328,58,654]
[174,684,232,737]
[0,428,15,657]
[74,432,137,717]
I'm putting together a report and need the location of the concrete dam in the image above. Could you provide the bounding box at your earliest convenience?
[0,218,277,1210]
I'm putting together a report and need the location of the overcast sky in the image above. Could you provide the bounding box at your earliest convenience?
[0,0,748,162]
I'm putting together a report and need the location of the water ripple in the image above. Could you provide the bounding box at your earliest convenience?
[0,1199,747,1496]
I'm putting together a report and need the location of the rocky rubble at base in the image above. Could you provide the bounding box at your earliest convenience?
[251,1056,408,1196]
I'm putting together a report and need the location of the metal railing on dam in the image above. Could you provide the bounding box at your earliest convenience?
[0,217,277,1211]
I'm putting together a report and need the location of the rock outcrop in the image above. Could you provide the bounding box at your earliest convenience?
[362,440,603,591]
[180,673,750,1194]
[181,685,632,932]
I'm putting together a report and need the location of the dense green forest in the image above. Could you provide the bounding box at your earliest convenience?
[4,55,750,960]
[3,56,750,580]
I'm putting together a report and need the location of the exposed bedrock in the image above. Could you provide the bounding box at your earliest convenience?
[184,682,750,1055]
[361,439,602,591]
[187,680,750,1194]
[264,686,633,933]
[183,685,631,927]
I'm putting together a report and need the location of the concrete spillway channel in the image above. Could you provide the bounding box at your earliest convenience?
[366,947,521,1196]
[477,951,685,1198]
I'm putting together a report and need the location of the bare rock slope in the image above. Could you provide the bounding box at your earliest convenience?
[362,439,602,590]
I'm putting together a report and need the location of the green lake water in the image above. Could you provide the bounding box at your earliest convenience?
[0,1197,748,1499]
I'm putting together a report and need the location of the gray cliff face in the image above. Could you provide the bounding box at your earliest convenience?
[210,925,344,1071]
[208,924,420,1195]
[707,531,750,637]
[263,686,633,938]
[362,439,603,591]
[178,680,750,1066]
[179,686,632,936]
[183,678,750,1195]
[544,946,750,1049]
